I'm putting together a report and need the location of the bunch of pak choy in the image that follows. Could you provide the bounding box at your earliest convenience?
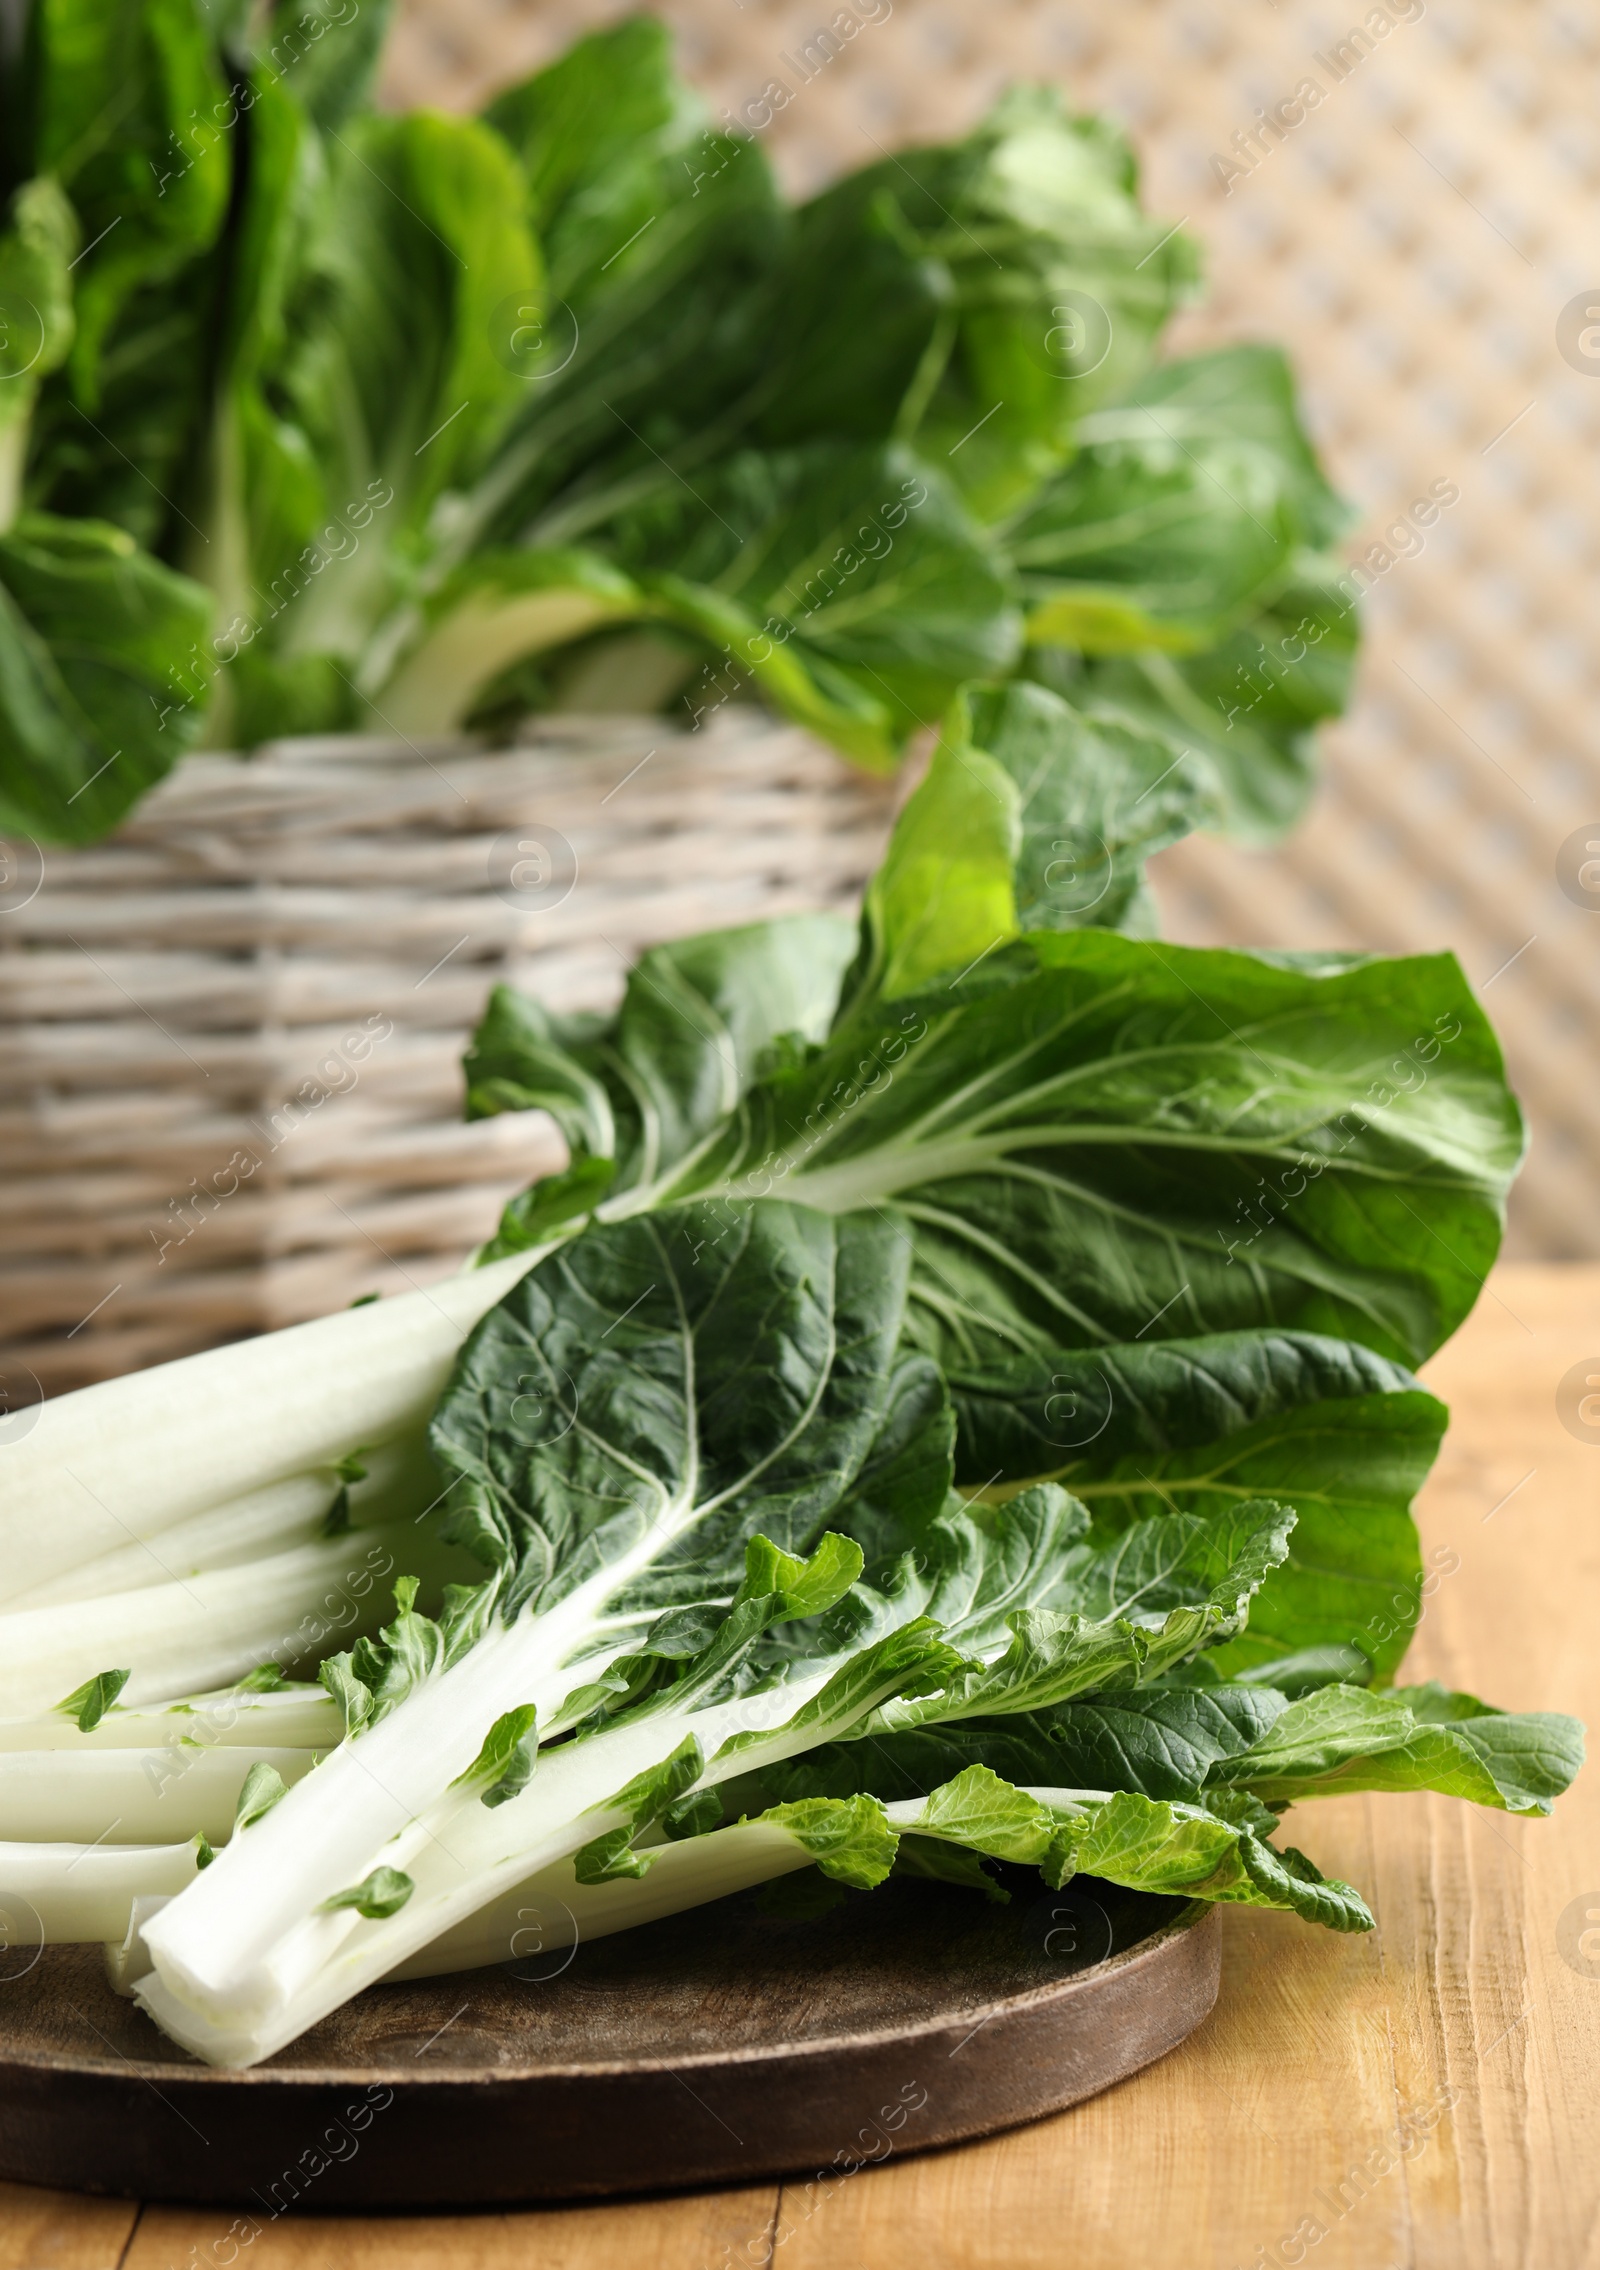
[0,679,1579,2067]
[0,3,1355,842]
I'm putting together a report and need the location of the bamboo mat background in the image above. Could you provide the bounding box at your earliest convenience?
[382,0,1600,1260]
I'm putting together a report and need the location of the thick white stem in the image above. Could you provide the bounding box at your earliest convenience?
[0,1517,469,1716]
[0,1686,340,1752]
[137,1632,920,2063]
[0,1746,315,1842]
[0,1250,536,1595]
[379,1821,819,1979]
[6,1435,436,1611]
[134,1467,712,2024]
[0,1842,200,1943]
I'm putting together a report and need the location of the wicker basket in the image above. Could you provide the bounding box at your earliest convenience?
[0,713,895,1395]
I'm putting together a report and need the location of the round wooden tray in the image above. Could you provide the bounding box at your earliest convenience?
[0,1875,1218,2206]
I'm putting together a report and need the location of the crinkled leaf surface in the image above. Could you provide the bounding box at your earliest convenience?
[429,1200,915,1623]
[948,1327,1445,1680]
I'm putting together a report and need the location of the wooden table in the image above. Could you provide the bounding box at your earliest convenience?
[3,1262,1595,2270]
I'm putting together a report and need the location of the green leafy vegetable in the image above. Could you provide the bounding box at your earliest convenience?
[0,8,1356,839]
[0,416,1566,2078]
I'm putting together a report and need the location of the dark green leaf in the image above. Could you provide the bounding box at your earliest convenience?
[1214,1683,1586,1816]
[432,1202,915,1623]
[967,678,1216,935]
[468,910,858,1243]
[1072,552,1360,842]
[948,1328,1445,1679]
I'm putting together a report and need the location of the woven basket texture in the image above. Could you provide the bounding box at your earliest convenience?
[0,719,892,1392]
[381,0,1600,1262]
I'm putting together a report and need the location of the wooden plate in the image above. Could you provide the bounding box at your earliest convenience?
[0,1875,1218,2206]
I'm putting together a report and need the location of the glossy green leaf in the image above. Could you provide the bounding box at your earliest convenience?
[948,1328,1445,1679]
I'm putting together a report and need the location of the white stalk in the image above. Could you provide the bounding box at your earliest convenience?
[382,1821,819,1980]
[0,1249,538,1597]
[387,1786,1103,1982]
[5,1435,437,1611]
[0,1842,201,1942]
[137,1621,931,2063]
[0,1747,316,1843]
[0,1685,342,1752]
[136,1544,686,2024]
[0,1517,469,1715]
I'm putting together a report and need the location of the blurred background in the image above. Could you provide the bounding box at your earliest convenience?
[382,0,1600,1259]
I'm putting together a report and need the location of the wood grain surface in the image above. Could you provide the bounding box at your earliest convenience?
[1,1260,1594,2266]
[0,1890,1216,2203]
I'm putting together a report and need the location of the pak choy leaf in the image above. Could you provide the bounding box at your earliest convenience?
[1208,1680,1586,1816]
[1060,551,1360,844]
[438,48,784,566]
[55,1665,130,1731]
[775,1683,1287,1808]
[1009,345,1352,657]
[965,678,1216,938]
[430,1201,914,1619]
[671,931,1520,1380]
[451,1702,540,1809]
[474,731,1520,1385]
[748,1761,1372,1931]
[761,88,1199,516]
[212,104,544,744]
[947,1326,1446,1680]
[373,66,1205,760]
[321,1864,413,1918]
[467,907,859,1250]
[267,0,395,134]
[481,16,713,313]
[858,1490,1297,1731]
[21,0,234,408]
[748,1673,1583,1828]
[572,1732,704,1883]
